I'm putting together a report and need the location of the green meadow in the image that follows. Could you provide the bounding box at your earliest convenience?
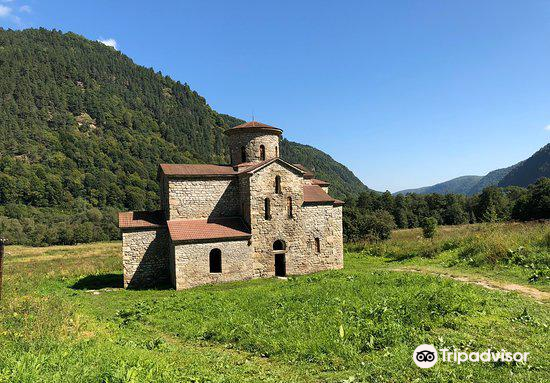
[0,222,548,382]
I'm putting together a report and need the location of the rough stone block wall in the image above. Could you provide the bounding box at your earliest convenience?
[239,175,251,225]
[302,204,344,273]
[228,132,279,165]
[168,178,240,220]
[173,239,253,290]
[248,162,306,277]
[160,176,170,219]
[122,228,169,289]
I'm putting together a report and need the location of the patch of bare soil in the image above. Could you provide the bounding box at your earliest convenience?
[392,266,550,303]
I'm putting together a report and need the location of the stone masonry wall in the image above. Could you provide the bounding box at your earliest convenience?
[248,162,306,278]
[302,204,344,273]
[238,175,251,226]
[173,239,253,290]
[160,176,170,219]
[168,178,240,220]
[122,228,169,288]
[228,132,279,165]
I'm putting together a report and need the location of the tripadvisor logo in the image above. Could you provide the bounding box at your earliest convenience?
[413,344,529,368]
[413,344,438,368]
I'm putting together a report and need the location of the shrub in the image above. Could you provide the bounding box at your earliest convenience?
[421,217,438,239]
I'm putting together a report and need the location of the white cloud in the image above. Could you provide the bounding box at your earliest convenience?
[98,38,117,50]
[544,125,550,131]
[19,5,31,13]
[0,4,11,17]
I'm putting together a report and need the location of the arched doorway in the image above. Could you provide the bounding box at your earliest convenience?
[273,240,286,277]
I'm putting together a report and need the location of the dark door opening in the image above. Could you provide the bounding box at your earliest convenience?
[275,253,286,277]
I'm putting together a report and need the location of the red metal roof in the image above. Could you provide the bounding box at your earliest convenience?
[167,217,251,242]
[311,178,330,186]
[333,199,345,207]
[159,159,308,178]
[119,210,166,229]
[225,121,282,135]
[159,164,238,177]
[293,164,314,179]
[303,185,336,204]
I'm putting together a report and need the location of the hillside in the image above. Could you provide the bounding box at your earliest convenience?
[0,28,367,243]
[499,143,550,187]
[396,175,482,196]
[396,144,547,195]
[468,165,517,194]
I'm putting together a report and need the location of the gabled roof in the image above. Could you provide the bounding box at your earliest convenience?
[159,164,238,178]
[303,185,336,204]
[241,157,306,176]
[159,159,318,183]
[167,217,251,243]
[225,121,283,136]
[311,178,330,186]
[119,210,166,229]
[293,164,314,179]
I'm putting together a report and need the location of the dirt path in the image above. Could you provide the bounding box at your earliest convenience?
[392,266,550,303]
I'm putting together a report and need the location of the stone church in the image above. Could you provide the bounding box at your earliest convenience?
[119,121,344,290]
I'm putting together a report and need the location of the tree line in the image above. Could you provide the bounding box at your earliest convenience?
[343,178,550,242]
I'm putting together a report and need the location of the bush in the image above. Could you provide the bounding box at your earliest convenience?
[421,217,438,239]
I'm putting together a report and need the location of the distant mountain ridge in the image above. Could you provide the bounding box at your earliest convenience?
[396,143,549,195]
[499,144,549,187]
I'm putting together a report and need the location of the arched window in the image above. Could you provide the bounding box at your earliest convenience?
[287,196,293,218]
[273,240,286,277]
[259,145,266,161]
[264,198,271,220]
[241,146,246,163]
[209,248,222,273]
[273,240,286,251]
[275,176,281,194]
[315,237,321,253]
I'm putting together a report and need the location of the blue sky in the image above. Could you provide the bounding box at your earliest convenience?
[1,0,549,192]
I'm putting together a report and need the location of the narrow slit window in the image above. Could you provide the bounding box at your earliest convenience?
[275,176,281,194]
[315,237,321,253]
[241,146,247,163]
[287,196,293,218]
[260,145,266,161]
[264,198,271,220]
[209,248,222,273]
[275,146,278,157]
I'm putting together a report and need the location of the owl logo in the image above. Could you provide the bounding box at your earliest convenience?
[415,350,435,362]
[413,344,438,368]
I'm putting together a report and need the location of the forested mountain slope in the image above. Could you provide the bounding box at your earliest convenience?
[499,144,550,188]
[396,176,482,196]
[0,28,367,244]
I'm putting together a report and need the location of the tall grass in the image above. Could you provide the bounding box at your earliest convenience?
[346,222,550,284]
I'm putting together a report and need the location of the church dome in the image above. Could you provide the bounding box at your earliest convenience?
[225,121,283,136]
[226,121,282,165]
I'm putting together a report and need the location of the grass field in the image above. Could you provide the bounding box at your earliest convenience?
[0,223,548,382]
